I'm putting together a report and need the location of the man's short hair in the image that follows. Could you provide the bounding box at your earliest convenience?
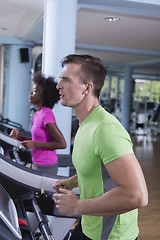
[61,54,107,98]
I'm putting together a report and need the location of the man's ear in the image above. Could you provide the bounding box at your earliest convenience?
[83,82,93,95]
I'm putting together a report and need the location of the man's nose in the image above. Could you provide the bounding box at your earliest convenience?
[56,80,62,90]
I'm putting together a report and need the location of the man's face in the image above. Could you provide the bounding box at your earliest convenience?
[57,63,87,108]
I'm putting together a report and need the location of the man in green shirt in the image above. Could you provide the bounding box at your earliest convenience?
[53,54,148,240]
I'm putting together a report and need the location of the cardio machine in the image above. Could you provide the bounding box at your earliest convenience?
[0,153,79,240]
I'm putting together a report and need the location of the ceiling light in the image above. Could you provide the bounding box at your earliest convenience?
[105,17,120,22]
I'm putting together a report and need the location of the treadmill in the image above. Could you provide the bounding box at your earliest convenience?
[0,153,79,240]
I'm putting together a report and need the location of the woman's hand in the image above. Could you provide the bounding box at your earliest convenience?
[21,140,35,149]
[10,128,20,139]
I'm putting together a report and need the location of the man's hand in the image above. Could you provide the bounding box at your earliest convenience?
[53,179,73,192]
[53,188,80,216]
[53,174,78,193]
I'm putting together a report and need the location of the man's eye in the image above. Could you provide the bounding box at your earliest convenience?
[63,78,70,82]
[65,78,69,81]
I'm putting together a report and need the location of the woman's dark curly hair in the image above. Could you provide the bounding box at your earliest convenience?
[33,71,60,109]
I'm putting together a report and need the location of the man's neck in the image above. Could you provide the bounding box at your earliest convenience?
[73,98,100,124]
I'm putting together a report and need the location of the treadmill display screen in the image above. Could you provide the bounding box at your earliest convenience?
[0,184,22,239]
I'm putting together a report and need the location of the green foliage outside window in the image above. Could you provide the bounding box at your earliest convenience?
[135,80,160,103]
[100,76,123,99]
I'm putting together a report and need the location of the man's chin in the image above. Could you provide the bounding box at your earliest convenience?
[60,101,67,107]
[60,101,72,108]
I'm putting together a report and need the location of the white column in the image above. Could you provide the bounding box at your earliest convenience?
[3,45,32,131]
[42,0,78,154]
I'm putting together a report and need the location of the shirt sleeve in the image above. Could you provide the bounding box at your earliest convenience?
[93,122,133,165]
[42,108,56,127]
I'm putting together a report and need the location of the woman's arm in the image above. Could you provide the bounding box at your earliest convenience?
[21,122,67,150]
[10,128,30,141]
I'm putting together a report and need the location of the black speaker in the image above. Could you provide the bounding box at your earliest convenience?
[20,48,29,63]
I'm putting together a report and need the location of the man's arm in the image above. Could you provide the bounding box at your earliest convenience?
[77,153,148,216]
[53,153,148,216]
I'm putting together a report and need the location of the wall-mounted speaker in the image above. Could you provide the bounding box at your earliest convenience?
[20,48,29,63]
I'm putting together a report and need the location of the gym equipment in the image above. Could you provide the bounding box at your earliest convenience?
[149,104,160,135]
[0,184,22,240]
[0,116,31,152]
[7,145,76,176]
[0,127,76,176]
[0,130,21,151]
[0,153,79,240]
[0,117,22,135]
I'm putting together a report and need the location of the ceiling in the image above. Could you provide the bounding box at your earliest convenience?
[0,0,160,79]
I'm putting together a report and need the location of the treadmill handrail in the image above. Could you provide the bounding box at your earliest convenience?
[0,153,79,195]
[0,131,21,148]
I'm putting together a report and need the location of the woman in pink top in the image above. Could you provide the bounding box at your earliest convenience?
[10,71,66,175]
